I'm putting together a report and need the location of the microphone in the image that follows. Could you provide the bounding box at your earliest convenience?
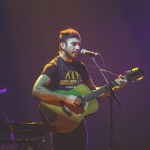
[80,49,100,56]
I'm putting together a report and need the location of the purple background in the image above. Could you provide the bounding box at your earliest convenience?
[0,0,149,149]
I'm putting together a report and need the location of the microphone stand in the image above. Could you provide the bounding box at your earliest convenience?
[91,56,121,150]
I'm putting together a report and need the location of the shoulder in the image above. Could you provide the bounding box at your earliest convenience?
[43,56,60,69]
[42,55,61,74]
[48,55,61,66]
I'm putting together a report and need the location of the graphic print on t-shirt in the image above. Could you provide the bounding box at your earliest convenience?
[59,70,83,90]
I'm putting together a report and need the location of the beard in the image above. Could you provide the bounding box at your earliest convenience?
[64,49,78,60]
[65,50,73,59]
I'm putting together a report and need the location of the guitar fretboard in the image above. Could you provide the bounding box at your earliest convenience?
[84,80,120,102]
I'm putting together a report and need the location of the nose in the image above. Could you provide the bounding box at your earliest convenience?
[75,44,80,51]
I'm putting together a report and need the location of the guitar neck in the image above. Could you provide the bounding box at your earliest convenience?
[84,80,121,102]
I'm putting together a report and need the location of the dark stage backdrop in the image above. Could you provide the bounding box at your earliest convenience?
[0,0,149,150]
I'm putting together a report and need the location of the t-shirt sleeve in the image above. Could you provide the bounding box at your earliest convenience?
[41,63,58,79]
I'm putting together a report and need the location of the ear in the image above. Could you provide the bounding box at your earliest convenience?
[60,42,66,50]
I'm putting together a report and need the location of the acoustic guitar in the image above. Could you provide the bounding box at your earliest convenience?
[40,68,144,133]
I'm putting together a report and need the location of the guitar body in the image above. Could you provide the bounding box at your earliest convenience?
[40,84,99,133]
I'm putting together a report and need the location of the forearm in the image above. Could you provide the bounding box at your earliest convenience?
[32,86,67,103]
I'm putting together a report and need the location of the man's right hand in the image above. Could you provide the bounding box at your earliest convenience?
[63,95,85,114]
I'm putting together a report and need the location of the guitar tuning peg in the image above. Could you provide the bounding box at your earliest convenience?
[127,70,131,73]
[126,70,130,74]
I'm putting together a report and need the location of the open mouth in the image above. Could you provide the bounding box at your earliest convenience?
[72,52,79,56]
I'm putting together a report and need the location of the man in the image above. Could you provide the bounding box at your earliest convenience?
[32,28,125,150]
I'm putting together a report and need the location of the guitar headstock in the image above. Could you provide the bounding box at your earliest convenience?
[125,67,144,82]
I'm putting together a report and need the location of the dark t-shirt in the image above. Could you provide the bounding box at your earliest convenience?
[42,55,90,91]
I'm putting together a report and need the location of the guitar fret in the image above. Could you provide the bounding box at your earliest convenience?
[84,80,120,102]
[85,85,108,102]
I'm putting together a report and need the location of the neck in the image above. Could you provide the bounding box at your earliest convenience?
[60,52,73,62]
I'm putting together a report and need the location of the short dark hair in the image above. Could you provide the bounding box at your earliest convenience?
[59,28,81,44]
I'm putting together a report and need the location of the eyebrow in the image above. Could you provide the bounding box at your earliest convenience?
[71,42,81,45]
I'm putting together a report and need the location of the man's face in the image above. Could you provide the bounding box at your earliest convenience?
[62,38,81,60]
